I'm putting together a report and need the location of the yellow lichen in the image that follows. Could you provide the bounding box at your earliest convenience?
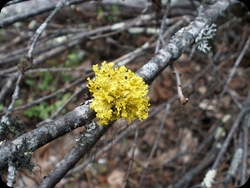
[87,61,150,125]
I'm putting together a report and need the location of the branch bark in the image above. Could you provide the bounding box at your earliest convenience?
[0,101,95,171]
[137,0,232,84]
[39,122,112,188]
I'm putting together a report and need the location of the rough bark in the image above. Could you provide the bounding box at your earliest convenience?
[0,101,95,171]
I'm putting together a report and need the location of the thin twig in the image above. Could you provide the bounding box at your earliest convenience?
[188,121,224,166]
[139,103,170,186]
[5,0,31,7]
[49,85,87,120]
[1,17,154,69]
[3,74,23,118]
[27,0,70,59]
[220,36,250,96]
[12,76,89,112]
[114,16,187,67]
[224,148,243,187]
[227,89,243,110]
[25,67,89,74]
[241,112,249,185]
[0,76,16,103]
[212,108,250,169]
[122,124,139,188]
[174,148,218,188]
[171,64,189,105]
[155,0,171,53]
[89,13,146,40]
[114,39,153,67]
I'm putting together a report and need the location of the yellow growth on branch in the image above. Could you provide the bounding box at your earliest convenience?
[87,61,150,125]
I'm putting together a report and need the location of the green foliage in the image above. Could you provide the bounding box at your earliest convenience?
[24,102,50,120]
[62,73,74,83]
[24,79,35,87]
[54,93,71,112]
[25,72,56,92]
[97,7,105,20]
[25,51,84,91]
[38,72,56,92]
[15,99,23,106]
[110,5,120,16]
[97,5,120,22]
[24,93,71,120]
[23,51,83,119]
[62,51,84,83]
[0,103,4,112]
[65,52,84,67]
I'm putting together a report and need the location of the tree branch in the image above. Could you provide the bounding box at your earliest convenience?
[0,101,95,171]
[39,122,112,188]
[136,0,232,84]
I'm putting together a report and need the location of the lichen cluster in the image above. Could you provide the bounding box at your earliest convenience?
[87,61,150,125]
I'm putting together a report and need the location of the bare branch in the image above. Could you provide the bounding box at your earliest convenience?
[0,0,86,27]
[220,36,250,96]
[139,103,170,186]
[155,0,171,53]
[0,100,95,171]
[171,65,189,105]
[136,0,232,85]
[1,73,24,127]
[224,148,243,186]
[212,108,250,169]
[241,112,250,185]
[39,122,112,188]
[174,149,218,188]
[27,0,70,59]
[122,124,139,188]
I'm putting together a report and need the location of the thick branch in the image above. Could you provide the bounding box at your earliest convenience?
[0,101,95,171]
[0,0,86,28]
[39,122,112,188]
[137,0,231,84]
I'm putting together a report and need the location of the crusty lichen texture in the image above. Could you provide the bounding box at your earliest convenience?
[87,61,150,125]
